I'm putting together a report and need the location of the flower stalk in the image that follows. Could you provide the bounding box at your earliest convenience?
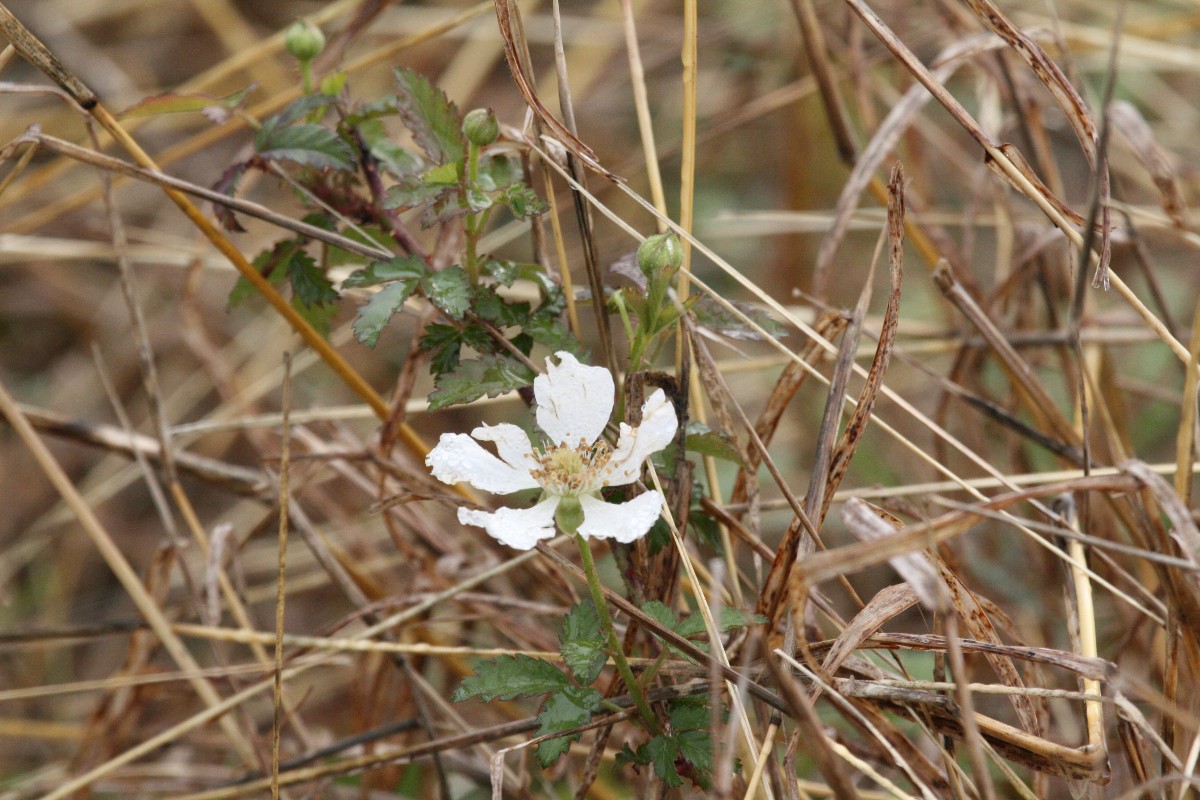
[572,530,660,733]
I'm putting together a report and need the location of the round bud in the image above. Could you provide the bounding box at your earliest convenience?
[636,233,683,280]
[462,108,500,147]
[285,20,325,62]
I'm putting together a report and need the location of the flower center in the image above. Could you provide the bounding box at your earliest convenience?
[530,439,612,496]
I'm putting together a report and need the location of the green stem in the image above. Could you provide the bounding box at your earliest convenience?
[300,60,314,95]
[464,141,482,285]
[573,533,660,733]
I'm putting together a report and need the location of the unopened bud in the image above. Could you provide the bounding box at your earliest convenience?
[636,233,683,280]
[462,108,500,147]
[285,20,325,62]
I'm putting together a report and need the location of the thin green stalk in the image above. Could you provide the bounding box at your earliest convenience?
[573,533,660,733]
[464,141,482,285]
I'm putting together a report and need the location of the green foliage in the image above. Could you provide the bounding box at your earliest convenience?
[640,601,765,656]
[427,354,537,412]
[684,422,745,465]
[502,183,548,219]
[453,609,610,770]
[451,655,568,702]
[221,62,572,410]
[616,697,716,789]
[419,323,491,374]
[560,601,607,685]
[422,267,471,320]
[534,685,604,767]
[353,280,419,347]
[229,237,336,334]
[691,296,786,342]
[393,67,466,166]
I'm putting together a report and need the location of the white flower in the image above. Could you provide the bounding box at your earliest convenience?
[426,352,678,550]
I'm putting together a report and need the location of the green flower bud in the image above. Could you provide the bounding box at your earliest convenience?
[636,232,683,281]
[285,20,325,62]
[462,108,500,147]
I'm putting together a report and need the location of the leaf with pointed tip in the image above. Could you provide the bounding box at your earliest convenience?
[451,654,568,703]
[211,161,249,232]
[393,67,465,166]
[534,685,604,767]
[422,267,471,320]
[420,322,491,375]
[343,256,427,288]
[353,280,419,347]
[560,601,606,684]
[684,422,744,466]
[255,123,355,171]
[502,183,546,219]
[428,354,536,411]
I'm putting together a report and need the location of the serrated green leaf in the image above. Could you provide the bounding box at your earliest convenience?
[291,294,337,337]
[684,423,744,466]
[535,734,573,768]
[393,67,465,166]
[502,183,547,219]
[211,161,249,232]
[523,313,584,355]
[367,137,420,178]
[689,510,722,549]
[464,186,493,213]
[325,226,395,268]
[673,606,767,641]
[472,286,530,328]
[641,600,679,631]
[675,729,714,775]
[271,94,336,128]
[227,239,300,309]
[645,517,670,556]
[344,97,401,127]
[384,179,447,210]
[255,123,355,171]
[226,275,258,309]
[478,154,521,191]
[320,71,347,96]
[286,250,336,307]
[343,255,427,288]
[422,267,471,320]
[428,354,536,411]
[560,601,606,684]
[420,323,465,374]
[667,698,710,732]
[483,258,521,287]
[451,654,568,703]
[643,735,683,788]
[534,685,603,767]
[691,296,786,342]
[353,280,419,347]
[717,607,767,631]
[423,161,460,186]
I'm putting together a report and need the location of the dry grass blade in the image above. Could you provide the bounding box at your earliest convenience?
[815,162,905,527]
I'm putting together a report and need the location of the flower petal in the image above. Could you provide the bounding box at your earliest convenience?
[458,496,560,550]
[471,423,539,474]
[577,491,664,543]
[426,433,539,494]
[604,389,678,486]
[534,352,614,447]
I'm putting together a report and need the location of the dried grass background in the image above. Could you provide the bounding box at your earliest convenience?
[2,0,1200,798]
